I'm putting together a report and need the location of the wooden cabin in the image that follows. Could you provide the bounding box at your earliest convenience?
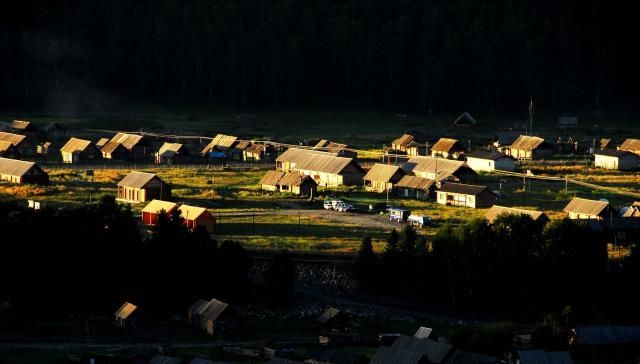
[260,171,286,192]
[465,151,516,172]
[0,157,49,185]
[60,137,102,163]
[563,197,616,220]
[276,148,365,187]
[202,134,238,159]
[484,205,549,224]
[313,139,357,158]
[594,150,639,170]
[230,140,251,160]
[430,138,465,159]
[117,171,171,203]
[391,134,417,153]
[155,142,192,164]
[193,298,229,336]
[506,135,553,161]
[114,301,137,328]
[141,199,178,225]
[393,176,435,200]
[363,163,405,192]
[180,204,215,234]
[436,183,496,208]
[277,172,317,195]
[100,141,130,160]
[243,143,277,162]
[402,156,476,183]
[101,133,149,161]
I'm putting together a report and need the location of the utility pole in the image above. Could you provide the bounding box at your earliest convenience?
[529,96,535,135]
[565,175,568,195]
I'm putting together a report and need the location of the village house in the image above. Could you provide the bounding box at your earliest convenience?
[100,141,130,160]
[229,140,251,160]
[518,350,574,364]
[114,301,137,328]
[155,142,192,165]
[402,156,477,183]
[188,298,229,336]
[180,204,216,233]
[141,199,178,225]
[484,205,549,224]
[100,133,150,161]
[313,139,357,158]
[600,138,619,150]
[370,335,455,364]
[276,148,365,187]
[363,163,406,192]
[623,202,640,217]
[96,138,109,149]
[117,171,171,203]
[60,137,102,163]
[0,131,36,157]
[506,135,553,161]
[594,150,639,170]
[0,157,49,185]
[436,183,496,208]
[201,134,238,159]
[563,197,616,220]
[260,170,286,192]
[393,175,435,200]
[618,138,640,155]
[0,141,19,159]
[588,217,640,249]
[259,170,317,195]
[390,134,427,156]
[243,143,277,162]
[465,151,516,172]
[430,138,466,159]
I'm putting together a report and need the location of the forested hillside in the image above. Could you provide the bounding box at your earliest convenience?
[1,0,636,111]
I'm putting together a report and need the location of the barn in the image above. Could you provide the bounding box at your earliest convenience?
[594,150,639,170]
[563,197,616,220]
[363,163,406,192]
[393,175,435,200]
[60,137,102,163]
[276,148,364,187]
[0,157,49,185]
[430,138,466,159]
[484,205,549,224]
[436,183,496,208]
[141,199,178,225]
[506,135,553,161]
[465,151,516,172]
[180,204,216,234]
[117,171,171,203]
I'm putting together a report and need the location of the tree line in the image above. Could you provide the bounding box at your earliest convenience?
[1,0,637,112]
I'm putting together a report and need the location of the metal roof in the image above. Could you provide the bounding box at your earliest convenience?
[518,350,574,364]
[141,199,177,214]
[466,151,513,161]
[60,137,93,153]
[109,132,144,151]
[510,135,548,151]
[0,132,27,146]
[619,138,640,152]
[431,138,464,153]
[484,205,548,223]
[363,163,404,183]
[395,175,435,190]
[260,171,286,186]
[278,148,359,175]
[199,298,228,321]
[573,325,640,345]
[179,204,209,220]
[117,171,159,188]
[402,156,468,176]
[114,301,137,320]
[392,134,416,147]
[0,157,39,177]
[563,197,610,216]
[437,183,490,196]
[594,149,638,158]
[414,326,433,339]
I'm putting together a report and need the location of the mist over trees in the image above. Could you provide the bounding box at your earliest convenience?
[1,0,637,112]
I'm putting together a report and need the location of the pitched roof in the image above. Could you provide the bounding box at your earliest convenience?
[245,143,268,154]
[60,137,93,153]
[414,326,433,339]
[260,171,286,186]
[9,120,33,131]
[594,149,638,158]
[187,299,209,315]
[563,197,610,216]
[199,298,228,321]
[317,307,341,323]
[363,163,404,183]
[202,134,238,153]
[148,355,182,364]
[141,199,177,214]
[573,325,640,345]
[158,142,187,158]
[314,140,349,153]
[392,134,416,147]
[277,147,337,162]
[0,140,14,153]
[403,156,468,178]
[96,138,109,148]
[234,140,251,150]
[395,175,435,190]
[438,183,490,196]
[388,335,454,363]
[114,302,137,319]
[518,350,574,364]
[510,135,548,151]
[454,112,477,125]
[278,172,316,187]
[109,133,144,150]
[0,157,38,177]
[600,138,614,149]
[484,205,548,223]
[431,138,464,153]
[179,204,209,220]
[278,148,359,175]
[101,140,127,154]
[466,151,513,161]
[117,171,159,188]
[619,138,640,152]
[0,132,27,146]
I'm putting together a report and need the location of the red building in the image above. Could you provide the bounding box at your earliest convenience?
[141,200,177,225]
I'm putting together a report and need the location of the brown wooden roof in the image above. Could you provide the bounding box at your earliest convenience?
[278,172,316,187]
[619,138,640,152]
[0,157,40,177]
[391,134,415,147]
[202,134,238,153]
[114,301,137,319]
[157,142,186,158]
[0,132,27,146]
[484,205,548,223]
[101,140,127,154]
[0,140,14,153]
[510,135,547,151]
[431,138,464,153]
[363,163,405,183]
[563,197,610,216]
[277,148,359,175]
[260,170,286,186]
[141,199,177,214]
[60,137,93,153]
[96,138,109,148]
[117,171,160,188]
[395,175,435,190]
[109,132,144,151]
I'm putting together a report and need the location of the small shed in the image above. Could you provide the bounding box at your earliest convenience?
[114,301,138,328]
[436,183,496,208]
[393,176,435,200]
[155,142,192,165]
[465,151,516,172]
[277,172,317,195]
[180,204,215,234]
[363,164,406,192]
[244,143,277,162]
[117,171,171,203]
[484,205,549,224]
[594,150,639,170]
[198,298,229,336]
[563,197,616,220]
[0,157,49,185]
[60,137,102,163]
[141,199,178,225]
[430,138,465,159]
[506,135,553,161]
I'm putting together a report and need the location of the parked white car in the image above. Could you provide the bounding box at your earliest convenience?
[323,200,335,210]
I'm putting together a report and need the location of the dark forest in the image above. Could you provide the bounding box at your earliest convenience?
[1,0,638,112]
